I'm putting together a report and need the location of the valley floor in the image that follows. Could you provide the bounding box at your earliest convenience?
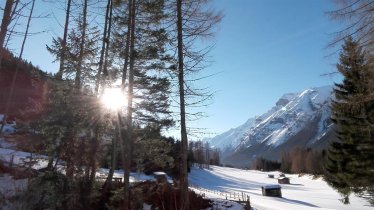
[1,144,373,210]
[189,165,373,210]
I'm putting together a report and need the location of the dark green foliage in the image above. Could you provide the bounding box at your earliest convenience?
[325,37,374,205]
[14,171,101,210]
[112,0,174,128]
[251,157,281,172]
[15,171,75,209]
[133,124,175,174]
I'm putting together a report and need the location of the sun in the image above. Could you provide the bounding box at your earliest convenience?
[100,87,127,111]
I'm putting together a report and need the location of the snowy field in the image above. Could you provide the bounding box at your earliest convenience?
[189,165,373,210]
[1,141,373,209]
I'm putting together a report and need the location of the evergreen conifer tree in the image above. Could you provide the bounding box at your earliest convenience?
[325,36,374,205]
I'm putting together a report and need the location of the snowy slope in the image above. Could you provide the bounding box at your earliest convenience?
[239,85,332,147]
[204,118,255,151]
[189,165,373,210]
[207,86,334,166]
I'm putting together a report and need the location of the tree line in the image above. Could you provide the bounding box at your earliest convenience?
[251,147,325,175]
[188,141,220,169]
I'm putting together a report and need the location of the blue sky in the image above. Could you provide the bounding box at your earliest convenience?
[4,0,343,139]
[184,0,343,139]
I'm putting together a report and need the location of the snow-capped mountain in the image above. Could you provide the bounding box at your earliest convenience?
[204,118,255,152]
[206,86,336,167]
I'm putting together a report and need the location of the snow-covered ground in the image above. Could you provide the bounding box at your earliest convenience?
[0,147,50,170]
[1,139,373,209]
[0,147,166,184]
[189,165,373,210]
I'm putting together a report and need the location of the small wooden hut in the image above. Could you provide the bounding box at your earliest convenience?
[261,185,282,197]
[278,177,290,184]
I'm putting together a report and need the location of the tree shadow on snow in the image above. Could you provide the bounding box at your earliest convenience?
[288,183,304,186]
[189,167,266,192]
[281,197,320,208]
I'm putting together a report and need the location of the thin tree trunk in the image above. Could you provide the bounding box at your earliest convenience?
[117,0,134,206]
[0,0,14,49]
[0,0,35,136]
[8,0,19,28]
[0,0,19,77]
[106,127,117,185]
[81,129,99,209]
[123,0,136,209]
[121,0,133,90]
[65,130,75,179]
[102,123,118,197]
[102,0,113,79]
[176,0,189,209]
[95,0,111,93]
[75,0,88,89]
[53,141,63,171]
[117,112,126,177]
[2,0,19,49]
[98,125,117,208]
[56,0,72,80]
[89,130,99,183]
[47,152,54,170]
[97,3,115,208]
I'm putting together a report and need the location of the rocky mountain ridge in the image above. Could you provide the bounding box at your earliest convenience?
[205,86,336,167]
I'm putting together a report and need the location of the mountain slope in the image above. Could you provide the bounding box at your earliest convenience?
[207,86,335,167]
[204,118,255,152]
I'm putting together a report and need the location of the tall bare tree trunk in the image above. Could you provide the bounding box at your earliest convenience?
[0,0,14,49]
[65,129,75,179]
[103,124,117,189]
[121,0,133,90]
[4,0,19,48]
[0,0,18,81]
[176,0,189,209]
[56,0,72,80]
[117,0,135,208]
[95,0,111,93]
[0,0,35,136]
[75,0,88,89]
[123,0,136,209]
[103,0,113,78]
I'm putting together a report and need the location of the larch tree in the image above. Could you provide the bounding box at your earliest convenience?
[168,0,222,208]
[111,0,174,208]
[55,0,72,80]
[75,0,88,89]
[176,1,189,207]
[328,0,374,53]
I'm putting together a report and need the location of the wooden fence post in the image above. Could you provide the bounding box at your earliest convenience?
[245,195,251,210]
